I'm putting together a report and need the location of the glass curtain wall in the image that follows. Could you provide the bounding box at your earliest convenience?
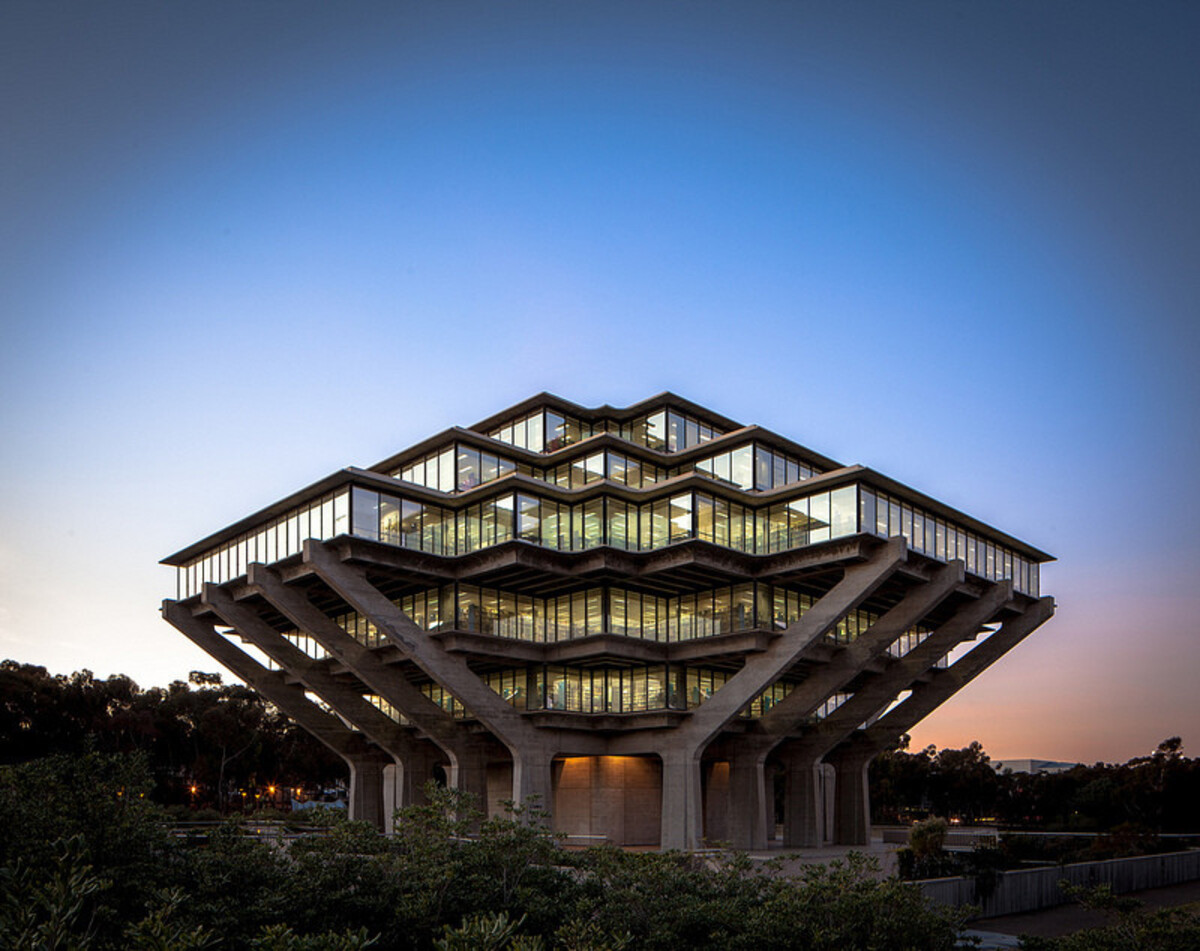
[180,481,1040,600]
[620,409,722,452]
[859,487,1039,596]
[176,490,349,598]
[489,409,592,453]
[691,443,820,491]
[394,444,531,493]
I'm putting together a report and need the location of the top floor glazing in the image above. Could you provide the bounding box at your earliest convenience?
[173,477,1042,600]
[391,439,816,496]
[486,405,725,455]
[167,394,1050,605]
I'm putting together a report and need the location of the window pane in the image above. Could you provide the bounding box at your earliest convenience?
[545,411,566,451]
[458,447,481,490]
[526,413,545,453]
[669,493,693,541]
[494,495,514,542]
[351,487,380,540]
[754,446,772,491]
[380,497,401,545]
[830,486,857,537]
[518,495,540,542]
[731,445,753,489]
[809,492,831,543]
[645,411,667,451]
[438,449,455,492]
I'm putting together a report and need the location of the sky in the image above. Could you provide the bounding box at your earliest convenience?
[1,1,1197,765]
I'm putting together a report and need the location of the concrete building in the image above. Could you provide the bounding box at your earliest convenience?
[162,393,1054,850]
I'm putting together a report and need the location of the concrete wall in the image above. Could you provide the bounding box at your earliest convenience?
[486,762,514,819]
[554,755,662,846]
[918,850,1200,918]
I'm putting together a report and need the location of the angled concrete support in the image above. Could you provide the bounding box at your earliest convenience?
[769,582,1016,846]
[302,544,547,749]
[758,560,964,736]
[200,585,422,769]
[302,543,565,822]
[790,581,1016,765]
[651,538,905,849]
[247,565,463,753]
[162,600,392,828]
[852,595,1056,752]
[680,537,908,751]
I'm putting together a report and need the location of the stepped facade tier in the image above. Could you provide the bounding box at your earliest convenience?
[162,393,1054,849]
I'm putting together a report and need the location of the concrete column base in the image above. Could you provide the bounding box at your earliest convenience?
[660,749,704,850]
[727,751,770,850]
[831,753,874,846]
[783,756,826,848]
[346,754,392,829]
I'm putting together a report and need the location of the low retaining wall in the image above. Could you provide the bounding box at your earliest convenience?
[916,849,1200,918]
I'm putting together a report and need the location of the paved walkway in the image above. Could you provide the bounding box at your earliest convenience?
[969,878,1200,940]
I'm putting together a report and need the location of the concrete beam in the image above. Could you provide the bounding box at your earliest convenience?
[785,580,1016,764]
[651,537,906,849]
[199,584,423,765]
[163,600,371,761]
[676,536,908,751]
[757,560,964,737]
[163,600,396,827]
[246,564,465,752]
[853,595,1056,752]
[303,542,569,814]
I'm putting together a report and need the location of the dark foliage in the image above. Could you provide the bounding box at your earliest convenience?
[0,660,345,808]
[871,736,1200,835]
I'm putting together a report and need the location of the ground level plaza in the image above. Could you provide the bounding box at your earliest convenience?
[163,393,1053,848]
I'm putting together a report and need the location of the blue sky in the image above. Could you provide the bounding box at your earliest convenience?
[2,1,1196,762]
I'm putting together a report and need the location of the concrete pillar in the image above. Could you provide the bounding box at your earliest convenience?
[512,748,556,825]
[346,754,391,829]
[831,754,873,846]
[783,756,825,848]
[703,760,732,844]
[450,744,492,822]
[660,749,704,850]
[727,750,770,850]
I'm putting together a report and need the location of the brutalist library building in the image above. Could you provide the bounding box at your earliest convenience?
[163,394,1053,850]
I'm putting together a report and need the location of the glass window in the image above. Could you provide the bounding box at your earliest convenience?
[766,505,788,553]
[351,487,380,541]
[526,413,545,453]
[645,411,667,451]
[667,412,684,452]
[695,494,714,543]
[830,486,857,537]
[457,446,481,490]
[669,493,693,542]
[545,411,566,451]
[582,499,603,548]
[540,504,560,549]
[585,452,605,483]
[714,450,732,484]
[731,445,753,489]
[494,495,514,543]
[754,447,772,491]
[518,494,540,542]
[380,497,401,545]
[809,492,831,543]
